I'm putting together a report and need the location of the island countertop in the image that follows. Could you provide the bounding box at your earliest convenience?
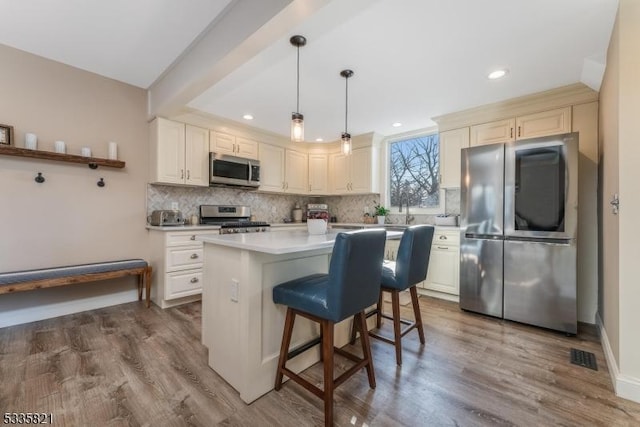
[197,228,402,255]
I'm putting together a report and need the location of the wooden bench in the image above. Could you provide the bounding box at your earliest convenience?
[0,259,152,307]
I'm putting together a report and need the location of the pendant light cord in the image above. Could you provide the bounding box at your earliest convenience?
[296,45,300,113]
[344,75,349,133]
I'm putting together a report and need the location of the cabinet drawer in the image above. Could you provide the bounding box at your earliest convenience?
[166,231,219,247]
[433,230,460,246]
[165,270,202,299]
[167,247,204,271]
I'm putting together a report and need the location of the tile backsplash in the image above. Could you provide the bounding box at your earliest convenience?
[147,185,460,225]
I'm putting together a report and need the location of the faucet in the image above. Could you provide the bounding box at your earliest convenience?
[400,194,414,225]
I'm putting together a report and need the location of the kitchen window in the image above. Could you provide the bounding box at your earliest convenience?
[387,132,444,214]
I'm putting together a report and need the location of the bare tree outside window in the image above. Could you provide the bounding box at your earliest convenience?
[389,134,440,210]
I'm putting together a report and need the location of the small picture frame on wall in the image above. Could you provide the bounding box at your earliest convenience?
[0,124,14,146]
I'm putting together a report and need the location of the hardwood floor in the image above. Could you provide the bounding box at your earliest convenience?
[1,296,639,426]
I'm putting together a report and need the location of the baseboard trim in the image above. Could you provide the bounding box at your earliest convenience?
[596,313,640,403]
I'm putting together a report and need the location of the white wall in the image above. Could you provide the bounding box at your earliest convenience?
[0,44,149,328]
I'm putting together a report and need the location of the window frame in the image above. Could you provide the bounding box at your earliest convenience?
[383,127,445,216]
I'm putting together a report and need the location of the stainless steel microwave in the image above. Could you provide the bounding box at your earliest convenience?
[210,152,260,188]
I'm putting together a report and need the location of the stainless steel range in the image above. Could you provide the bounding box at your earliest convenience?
[199,205,270,234]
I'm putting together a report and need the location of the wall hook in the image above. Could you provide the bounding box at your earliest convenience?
[35,172,45,184]
[97,178,105,187]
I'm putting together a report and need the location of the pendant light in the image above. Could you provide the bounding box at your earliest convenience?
[340,69,354,155]
[290,35,306,142]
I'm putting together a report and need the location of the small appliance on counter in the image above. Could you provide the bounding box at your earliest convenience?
[307,203,329,235]
[292,204,303,223]
[435,214,458,226]
[199,205,270,234]
[148,210,185,226]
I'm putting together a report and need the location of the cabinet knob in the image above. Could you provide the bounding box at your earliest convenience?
[190,277,199,283]
[190,235,196,240]
[190,253,199,259]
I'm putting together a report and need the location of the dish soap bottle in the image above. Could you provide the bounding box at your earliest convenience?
[292,204,303,223]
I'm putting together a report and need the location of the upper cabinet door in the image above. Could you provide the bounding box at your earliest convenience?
[515,107,572,140]
[258,143,285,192]
[235,137,259,160]
[440,127,469,188]
[285,149,308,193]
[153,118,186,184]
[350,147,373,193]
[185,125,210,187]
[470,118,516,146]
[211,132,236,156]
[328,152,350,194]
[308,153,328,194]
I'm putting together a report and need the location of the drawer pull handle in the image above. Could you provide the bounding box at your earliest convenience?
[190,235,196,240]
[437,246,449,250]
[190,253,199,259]
[190,277,199,283]
[439,235,447,240]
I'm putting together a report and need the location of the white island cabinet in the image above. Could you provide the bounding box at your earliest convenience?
[197,229,400,404]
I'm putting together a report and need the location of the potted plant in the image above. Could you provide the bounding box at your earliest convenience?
[374,203,390,224]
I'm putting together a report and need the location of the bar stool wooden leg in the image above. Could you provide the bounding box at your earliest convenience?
[376,291,383,329]
[410,286,425,344]
[356,311,376,388]
[275,308,296,390]
[391,290,402,365]
[321,319,334,427]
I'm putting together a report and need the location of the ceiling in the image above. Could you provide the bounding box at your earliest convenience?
[0,0,618,141]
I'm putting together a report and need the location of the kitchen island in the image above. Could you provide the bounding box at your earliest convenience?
[197,229,400,404]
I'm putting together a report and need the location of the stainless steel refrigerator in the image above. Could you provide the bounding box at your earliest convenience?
[459,133,578,334]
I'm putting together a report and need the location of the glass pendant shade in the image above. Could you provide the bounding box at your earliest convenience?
[291,112,304,142]
[341,132,352,155]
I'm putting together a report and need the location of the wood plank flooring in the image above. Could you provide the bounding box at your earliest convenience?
[1,296,639,426]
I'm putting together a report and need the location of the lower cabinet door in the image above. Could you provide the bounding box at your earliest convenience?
[166,270,203,299]
[424,245,460,295]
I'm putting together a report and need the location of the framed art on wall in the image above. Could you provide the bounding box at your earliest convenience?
[0,124,14,146]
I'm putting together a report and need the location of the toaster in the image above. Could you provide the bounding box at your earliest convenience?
[149,210,184,226]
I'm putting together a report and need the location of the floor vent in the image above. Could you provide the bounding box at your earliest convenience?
[570,348,598,371]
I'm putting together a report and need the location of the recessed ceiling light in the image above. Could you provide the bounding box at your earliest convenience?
[315,138,324,142]
[392,122,402,127]
[242,114,254,120]
[488,69,508,80]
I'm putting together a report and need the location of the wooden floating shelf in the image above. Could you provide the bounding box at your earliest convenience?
[0,145,125,169]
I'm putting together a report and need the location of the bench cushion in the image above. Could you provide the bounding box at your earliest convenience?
[0,259,148,286]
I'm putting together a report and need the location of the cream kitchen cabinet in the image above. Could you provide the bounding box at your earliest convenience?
[149,117,209,186]
[328,146,376,194]
[308,153,328,194]
[148,229,220,308]
[258,143,307,193]
[470,107,572,146]
[439,127,469,188]
[422,228,460,295]
[211,131,259,160]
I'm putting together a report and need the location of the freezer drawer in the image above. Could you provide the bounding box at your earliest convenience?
[503,239,576,334]
[459,236,503,318]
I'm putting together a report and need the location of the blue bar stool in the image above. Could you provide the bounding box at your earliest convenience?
[365,225,434,365]
[273,229,387,427]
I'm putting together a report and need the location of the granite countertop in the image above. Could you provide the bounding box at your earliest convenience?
[198,229,403,255]
[146,224,221,231]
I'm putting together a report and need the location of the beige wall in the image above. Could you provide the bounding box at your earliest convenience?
[617,0,640,381]
[599,7,620,365]
[599,0,640,401]
[0,44,149,327]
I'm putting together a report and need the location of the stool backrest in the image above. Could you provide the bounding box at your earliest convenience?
[327,229,387,322]
[394,225,435,289]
